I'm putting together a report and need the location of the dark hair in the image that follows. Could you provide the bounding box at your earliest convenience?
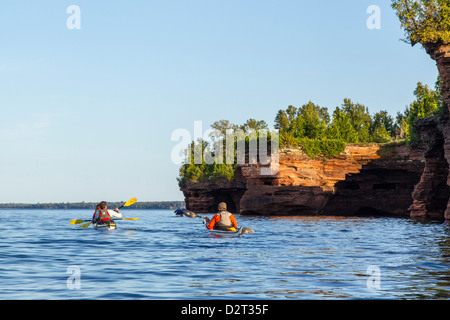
[99,201,107,210]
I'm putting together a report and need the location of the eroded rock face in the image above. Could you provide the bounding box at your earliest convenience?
[441,115,450,220]
[424,44,450,114]
[240,144,425,217]
[181,180,246,214]
[238,145,380,216]
[181,143,428,218]
[423,43,450,220]
[409,117,450,219]
[324,153,425,217]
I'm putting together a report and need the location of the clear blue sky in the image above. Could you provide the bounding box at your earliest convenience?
[0,1,438,203]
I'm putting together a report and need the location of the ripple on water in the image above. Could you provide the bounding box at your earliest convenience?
[0,210,448,299]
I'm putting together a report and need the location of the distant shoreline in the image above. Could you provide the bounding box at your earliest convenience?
[0,201,185,210]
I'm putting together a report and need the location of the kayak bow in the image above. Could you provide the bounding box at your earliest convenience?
[208,227,243,237]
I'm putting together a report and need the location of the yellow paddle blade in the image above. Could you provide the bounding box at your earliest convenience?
[79,222,91,228]
[122,217,139,220]
[70,219,87,225]
[123,197,137,207]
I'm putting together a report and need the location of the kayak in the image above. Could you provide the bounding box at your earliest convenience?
[181,209,199,218]
[93,222,117,230]
[208,227,243,237]
[174,208,184,216]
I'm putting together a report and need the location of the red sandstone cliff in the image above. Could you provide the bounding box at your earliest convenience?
[421,43,450,220]
[181,45,450,220]
[181,143,431,218]
[409,116,450,219]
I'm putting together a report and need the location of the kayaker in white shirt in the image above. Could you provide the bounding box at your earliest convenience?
[92,201,122,224]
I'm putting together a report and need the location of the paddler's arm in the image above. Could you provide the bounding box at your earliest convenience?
[205,214,219,230]
[108,208,123,219]
[92,210,99,223]
[230,215,238,228]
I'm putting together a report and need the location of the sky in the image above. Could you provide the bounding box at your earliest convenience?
[0,0,439,203]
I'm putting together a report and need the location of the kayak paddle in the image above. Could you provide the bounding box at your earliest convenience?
[118,197,137,209]
[78,218,139,229]
[70,219,88,225]
[70,217,139,225]
[69,197,138,228]
[79,222,92,228]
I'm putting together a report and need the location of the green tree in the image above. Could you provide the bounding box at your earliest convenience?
[374,111,394,135]
[177,138,237,187]
[371,124,392,143]
[326,106,358,143]
[395,109,410,139]
[298,101,329,139]
[211,120,238,137]
[371,110,395,141]
[274,105,300,134]
[274,109,290,131]
[240,118,269,132]
[391,0,450,46]
[274,102,329,141]
[340,99,372,142]
[412,82,441,117]
[395,81,442,143]
[391,1,449,109]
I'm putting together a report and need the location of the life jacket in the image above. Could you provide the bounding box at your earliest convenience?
[215,211,233,230]
[95,209,112,222]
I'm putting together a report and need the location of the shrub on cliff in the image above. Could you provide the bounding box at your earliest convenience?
[275,99,393,146]
[396,80,444,144]
[298,138,346,159]
[371,124,392,143]
[275,102,329,141]
[177,161,237,188]
[177,133,242,187]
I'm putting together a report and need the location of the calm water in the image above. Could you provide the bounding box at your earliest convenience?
[0,209,448,299]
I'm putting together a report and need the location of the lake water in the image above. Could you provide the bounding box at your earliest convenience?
[0,209,448,300]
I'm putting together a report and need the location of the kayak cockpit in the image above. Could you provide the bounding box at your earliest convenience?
[208,226,243,237]
[93,222,117,230]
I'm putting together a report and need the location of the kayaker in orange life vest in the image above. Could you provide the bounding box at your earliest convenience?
[92,201,122,224]
[204,202,238,231]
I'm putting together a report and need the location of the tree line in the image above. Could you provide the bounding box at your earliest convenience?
[178,78,445,187]
[275,77,444,154]
[0,201,185,210]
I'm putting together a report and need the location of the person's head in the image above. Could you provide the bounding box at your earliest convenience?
[99,201,107,210]
[218,202,227,212]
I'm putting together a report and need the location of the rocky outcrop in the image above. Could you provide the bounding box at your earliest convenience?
[181,180,246,214]
[239,144,389,216]
[424,44,450,113]
[324,145,425,217]
[241,144,426,216]
[181,143,430,218]
[423,43,450,220]
[180,44,450,220]
[409,116,450,219]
